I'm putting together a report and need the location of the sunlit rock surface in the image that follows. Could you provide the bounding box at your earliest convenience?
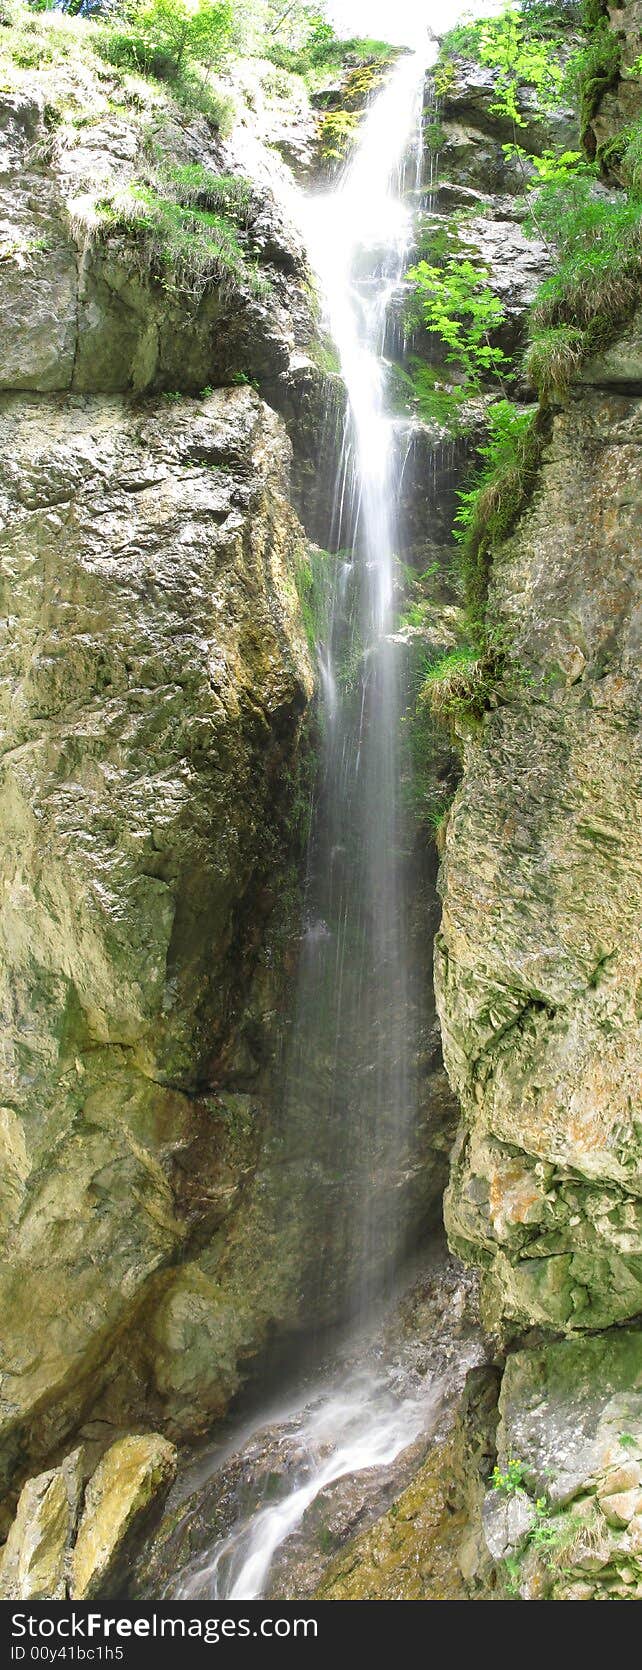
[436,372,642,1336]
[71,1434,177,1599]
[0,1449,83,1600]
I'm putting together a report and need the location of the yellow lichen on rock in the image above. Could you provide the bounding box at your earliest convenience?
[315,1436,468,1601]
[71,1435,177,1600]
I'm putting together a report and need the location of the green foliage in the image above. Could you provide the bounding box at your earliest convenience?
[156,161,253,219]
[580,0,608,25]
[527,174,642,260]
[439,4,566,127]
[438,17,487,62]
[492,1457,528,1494]
[524,322,584,396]
[405,257,508,391]
[101,0,236,83]
[261,18,396,86]
[525,178,642,391]
[618,123,642,196]
[433,56,456,99]
[401,643,458,829]
[502,142,587,186]
[454,401,540,629]
[624,52,642,81]
[479,6,565,126]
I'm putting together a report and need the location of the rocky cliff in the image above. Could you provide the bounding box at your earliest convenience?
[423,5,642,1600]
[0,9,328,1501]
[431,5,642,1345]
[438,354,642,1338]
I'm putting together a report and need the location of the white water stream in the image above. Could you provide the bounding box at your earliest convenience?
[178,1352,447,1601]
[172,48,443,1601]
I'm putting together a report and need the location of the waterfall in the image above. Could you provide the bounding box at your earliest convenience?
[165,49,454,1603]
[275,48,431,1320]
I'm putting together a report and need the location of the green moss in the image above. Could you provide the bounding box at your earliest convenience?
[454,401,541,634]
[307,335,341,378]
[565,19,621,154]
[425,118,446,155]
[293,545,334,658]
[386,359,467,435]
[318,108,361,161]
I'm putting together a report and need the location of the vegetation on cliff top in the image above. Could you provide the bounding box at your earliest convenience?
[411,0,642,750]
[1,0,395,134]
[78,160,269,299]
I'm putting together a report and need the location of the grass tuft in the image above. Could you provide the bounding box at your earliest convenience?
[73,173,268,303]
[525,180,642,392]
[418,645,499,727]
[524,323,585,396]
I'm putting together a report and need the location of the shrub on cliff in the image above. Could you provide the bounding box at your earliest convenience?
[405,257,509,393]
[438,2,569,127]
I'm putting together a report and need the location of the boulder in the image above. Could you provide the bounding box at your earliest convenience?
[0,1449,83,1600]
[71,1435,177,1600]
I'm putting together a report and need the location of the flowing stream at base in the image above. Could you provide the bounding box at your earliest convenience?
[170,46,451,1601]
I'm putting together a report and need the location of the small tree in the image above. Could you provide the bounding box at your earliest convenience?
[406,257,509,390]
[104,0,236,83]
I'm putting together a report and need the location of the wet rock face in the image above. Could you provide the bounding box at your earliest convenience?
[130,1249,486,1602]
[436,369,642,1335]
[0,386,313,1486]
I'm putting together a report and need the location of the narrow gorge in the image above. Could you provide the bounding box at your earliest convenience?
[0,0,640,1611]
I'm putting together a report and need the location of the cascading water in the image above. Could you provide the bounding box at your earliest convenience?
[273,48,432,1329]
[157,47,467,1603]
